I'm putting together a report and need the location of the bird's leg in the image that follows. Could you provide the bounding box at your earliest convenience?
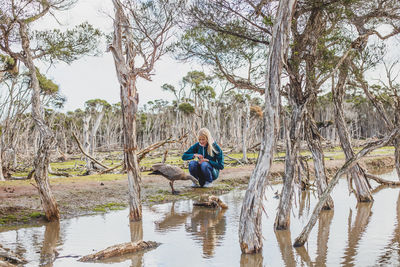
[170,181,179,195]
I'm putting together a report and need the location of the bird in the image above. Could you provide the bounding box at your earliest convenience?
[149,163,199,195]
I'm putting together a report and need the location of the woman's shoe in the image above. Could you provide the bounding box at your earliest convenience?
[203,181,212,188]
[191,182,200,188]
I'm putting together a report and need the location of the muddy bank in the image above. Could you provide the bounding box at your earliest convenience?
[0,155,396,228]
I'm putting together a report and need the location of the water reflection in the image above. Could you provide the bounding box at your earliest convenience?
[153,201,227,258]
[275,229,296,266]
[129,220,144,267]
[315,210,334,266]
[155,202,191,232]
[298,189,312,218]
[39,221,60,267]
[341,202,373,266]
[102,220,145,266]
[377,191,400,265]
[240,252,263,267]
[3,174,400,266]
[186,206,227,258]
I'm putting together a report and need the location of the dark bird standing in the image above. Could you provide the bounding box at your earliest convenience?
[149,163,199,195]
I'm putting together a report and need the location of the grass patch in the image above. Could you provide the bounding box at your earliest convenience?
[92,202,127,213]
[29,212,44,218]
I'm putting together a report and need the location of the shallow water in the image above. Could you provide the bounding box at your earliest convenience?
[1,170,400,266]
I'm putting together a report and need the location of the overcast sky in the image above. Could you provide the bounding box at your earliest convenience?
[35,0,196,112]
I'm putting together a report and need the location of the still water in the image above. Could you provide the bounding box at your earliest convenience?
[1,170,400,266]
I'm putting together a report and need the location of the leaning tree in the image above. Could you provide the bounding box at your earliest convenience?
[0,0,101,220]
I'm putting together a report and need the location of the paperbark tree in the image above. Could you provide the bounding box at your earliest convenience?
[110,0,177,221]
[238,0,297,254]
[352,60,400,179]
[333,63,373,202]
[294,128,400,247]
[0,1,101,220]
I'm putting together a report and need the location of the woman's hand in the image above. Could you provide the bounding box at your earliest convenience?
[199,158,209,163]
[194,154,203,160]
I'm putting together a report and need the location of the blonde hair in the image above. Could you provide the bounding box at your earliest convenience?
[198,128,218,156]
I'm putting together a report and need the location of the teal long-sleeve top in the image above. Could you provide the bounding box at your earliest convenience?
[182,142,224,179]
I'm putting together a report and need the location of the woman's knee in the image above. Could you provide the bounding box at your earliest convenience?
[200,162,212,171]
[189,160,199,170]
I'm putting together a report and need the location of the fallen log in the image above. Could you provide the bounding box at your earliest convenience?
[365,173,400,186]
[193,195,228,209]
[0,246,27,265]
[100,134,188,174]
[137,133,188,163]
[78,240,160,262]
[224,155,244,165]
[0,260,17,267]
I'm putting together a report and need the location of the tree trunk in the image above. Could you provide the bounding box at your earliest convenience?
[19,22,59,221]
[274,103,305,230]
[238,0,297,254]
[82,114,92,172]
[332,70,372,202]
[111,0,142,221]
[304,113,334,210]
[395,138,400,179]
[0,142,4,181]
[293,128,399,247]
[242,98,250,163]
[89,110,105,168]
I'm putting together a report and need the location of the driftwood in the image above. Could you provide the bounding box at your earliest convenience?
[100,134,188,174]
[72,132,109,169]
[365,173,400,186]
[137,133,187,162]
[0,260,17,267]
[224,155,244,165]
[193,195,228,209]
[78,241,160,262]
[0,246,27,265]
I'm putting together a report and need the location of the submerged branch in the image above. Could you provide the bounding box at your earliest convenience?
[293,128,400,247]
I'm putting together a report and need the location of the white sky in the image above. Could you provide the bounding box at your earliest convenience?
[34,0,196,112]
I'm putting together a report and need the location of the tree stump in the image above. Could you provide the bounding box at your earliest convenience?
[78,240,160,262]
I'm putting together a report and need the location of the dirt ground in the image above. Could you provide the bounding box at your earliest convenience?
[0,155,396,228]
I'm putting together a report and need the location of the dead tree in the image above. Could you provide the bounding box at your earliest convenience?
[238,0,297,254]
[110,0,177,221]
[293,128,400,247]
[19,21,60,221]
[0,1,100,220]
[304,112,334,210]
[352,60,400,180]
